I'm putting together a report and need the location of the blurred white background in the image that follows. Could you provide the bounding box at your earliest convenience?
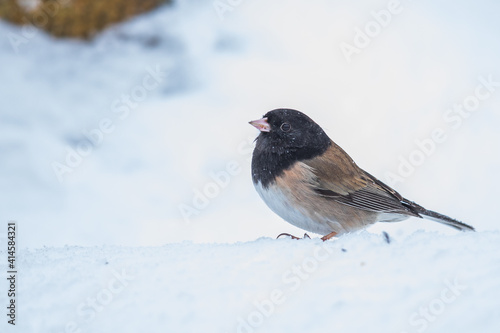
[1,0,499,248]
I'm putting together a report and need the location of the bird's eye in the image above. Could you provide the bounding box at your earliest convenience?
[280,122,291,132]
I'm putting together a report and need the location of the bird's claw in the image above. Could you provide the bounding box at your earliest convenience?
[277,233,311,240]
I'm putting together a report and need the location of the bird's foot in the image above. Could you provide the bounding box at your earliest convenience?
[277,232,338,241]
[277,233,311,240]
[320,231,338,242]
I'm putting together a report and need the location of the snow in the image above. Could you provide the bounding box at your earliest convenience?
[1,0,500,331]
[1,231,499,332]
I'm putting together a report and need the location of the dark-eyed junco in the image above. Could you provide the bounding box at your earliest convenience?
[249,108,475,241]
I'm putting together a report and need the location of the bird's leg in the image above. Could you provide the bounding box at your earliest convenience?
[321,231,338,242]
[277,233,311,240]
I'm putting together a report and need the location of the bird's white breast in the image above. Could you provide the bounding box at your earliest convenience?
[253,181,340,235]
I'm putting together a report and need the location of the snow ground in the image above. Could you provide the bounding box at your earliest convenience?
[1,231,500,332]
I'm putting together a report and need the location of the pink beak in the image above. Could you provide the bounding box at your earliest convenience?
[249,117,271,132]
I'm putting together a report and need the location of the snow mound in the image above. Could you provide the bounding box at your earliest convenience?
[2,231,500,332]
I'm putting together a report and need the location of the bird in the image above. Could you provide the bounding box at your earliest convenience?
[249,108,475,241]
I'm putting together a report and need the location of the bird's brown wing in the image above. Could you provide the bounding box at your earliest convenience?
[303,143,420,216]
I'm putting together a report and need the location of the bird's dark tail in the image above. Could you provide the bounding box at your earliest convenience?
[403,200,475,232]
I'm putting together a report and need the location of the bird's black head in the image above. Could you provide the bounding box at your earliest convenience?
[249,108,331,186]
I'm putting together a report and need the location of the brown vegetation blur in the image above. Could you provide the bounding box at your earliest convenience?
[0,0,170,38]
